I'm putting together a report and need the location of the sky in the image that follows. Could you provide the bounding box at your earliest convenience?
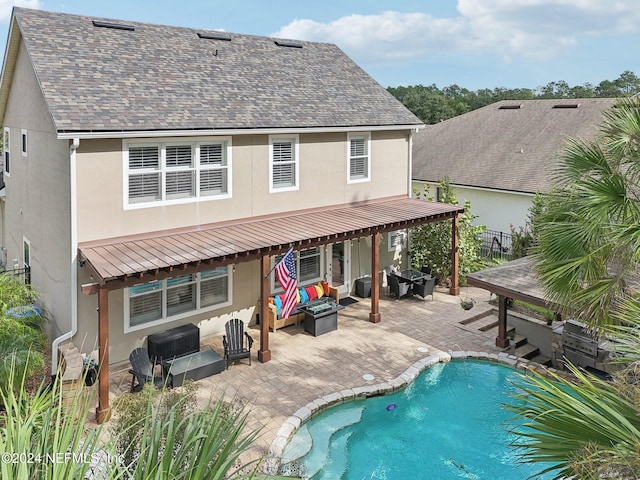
[0,0,638,91]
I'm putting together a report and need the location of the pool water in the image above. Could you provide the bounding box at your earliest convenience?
[281,360,556,479]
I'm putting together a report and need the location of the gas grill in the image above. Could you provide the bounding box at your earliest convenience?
[560,319,619,374]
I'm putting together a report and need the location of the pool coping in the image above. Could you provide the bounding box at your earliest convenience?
[262,350,567,475]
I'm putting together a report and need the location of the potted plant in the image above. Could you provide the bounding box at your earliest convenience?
[460,298,475,310]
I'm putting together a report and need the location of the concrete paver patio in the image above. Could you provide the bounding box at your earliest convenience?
[108,286,504,467]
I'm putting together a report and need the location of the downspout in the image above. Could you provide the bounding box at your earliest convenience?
[407,128,417,198]
[51,137,80,377]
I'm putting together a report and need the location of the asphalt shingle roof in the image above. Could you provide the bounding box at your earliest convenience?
[10,8,421,133]
[412,98,617,194]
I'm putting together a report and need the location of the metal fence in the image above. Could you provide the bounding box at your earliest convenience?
[1,265,31,284]
[478,229,513,262]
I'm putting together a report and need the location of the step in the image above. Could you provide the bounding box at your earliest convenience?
[58,342,84,382]
[315,429,352,480]
[510,333,528,349]
[513,343,540,360]
[475,316,499,332]
[281,404,364,478]
[529,354,552,367]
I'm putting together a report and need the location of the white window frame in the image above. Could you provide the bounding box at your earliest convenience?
[124,267,233,333]
[347,132,371,184]
[23,236,31,268]
[269,134,299,193]
[123,137,232,209]
[21,129,27,157]
[388,230,406,252]
[3,127,9,176]
[270,247,324,293]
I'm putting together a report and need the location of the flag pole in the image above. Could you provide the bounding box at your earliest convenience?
[264,246,293,278]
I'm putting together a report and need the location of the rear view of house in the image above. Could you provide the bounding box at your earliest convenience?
[0,7,464,421]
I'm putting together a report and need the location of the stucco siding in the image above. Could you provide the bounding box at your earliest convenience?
[412,181,534,234]
[76,131,411,242]
[2,39,71,336]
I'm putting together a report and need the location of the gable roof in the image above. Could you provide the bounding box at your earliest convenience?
[1,8,422,136]
[412,98,617,194]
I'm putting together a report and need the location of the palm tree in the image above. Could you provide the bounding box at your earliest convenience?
[505,97,640,478]
[532,96,640,328]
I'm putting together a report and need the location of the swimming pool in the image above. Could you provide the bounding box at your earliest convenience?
[280,360,555,479]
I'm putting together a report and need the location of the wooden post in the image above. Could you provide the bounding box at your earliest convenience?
[258,254,272,362]
[496,295,509,347]
[449,213,461,296]
[96,287,111,423]
[369,232,381,323]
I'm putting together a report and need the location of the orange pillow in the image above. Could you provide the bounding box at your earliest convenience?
[268,297,274,305]
[305,285,318,301]
[321,280,330,296]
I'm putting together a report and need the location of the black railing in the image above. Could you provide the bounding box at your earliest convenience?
[479,230,513,262]
[1,265,31,284]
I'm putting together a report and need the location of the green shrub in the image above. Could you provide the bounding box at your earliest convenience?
[0,274,47,395]
[411,178,487,285]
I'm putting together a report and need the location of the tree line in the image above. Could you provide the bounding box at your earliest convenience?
[388,70,640,124]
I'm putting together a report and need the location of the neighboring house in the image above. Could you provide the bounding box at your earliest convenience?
[412,98,617,235]
[0,8,464,420]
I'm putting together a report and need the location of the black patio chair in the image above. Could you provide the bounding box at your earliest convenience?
[412,277,436,301]
[223,318,254,369]
[388,272,411,299]
[128,347,165,393]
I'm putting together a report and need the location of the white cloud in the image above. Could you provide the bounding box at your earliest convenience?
[0,0,42,23]
[272,1,640,64]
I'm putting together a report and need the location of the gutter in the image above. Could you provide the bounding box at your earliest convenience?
[56,123,426,140]
[51,137,80,376]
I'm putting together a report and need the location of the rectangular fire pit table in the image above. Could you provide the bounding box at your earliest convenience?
[162,348,224,387]
[300,299,345,337]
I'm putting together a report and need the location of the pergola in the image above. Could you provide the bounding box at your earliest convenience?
[466,256,559,348]
[78,195,465,423]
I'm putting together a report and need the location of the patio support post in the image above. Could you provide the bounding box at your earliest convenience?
[449,213,461,296]
[496,295,509,347]
[369,232,381,323]
[258,254,271,362]
[96,287,111,423]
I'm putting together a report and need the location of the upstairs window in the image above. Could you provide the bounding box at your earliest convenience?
[3,127,9,175]
[269,135,299,192]
[125,138,232,207]
[347,133,370,183]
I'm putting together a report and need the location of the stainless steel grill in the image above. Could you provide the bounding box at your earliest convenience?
[561,319,617,373]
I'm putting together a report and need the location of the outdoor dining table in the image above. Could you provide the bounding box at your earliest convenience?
[397,269,430,283]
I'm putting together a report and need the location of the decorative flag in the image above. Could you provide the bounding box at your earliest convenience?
[275,247,298,319]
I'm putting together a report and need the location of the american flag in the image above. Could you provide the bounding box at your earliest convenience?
[275,247,298,319]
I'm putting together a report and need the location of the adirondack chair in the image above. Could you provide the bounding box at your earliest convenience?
[128,347,165,392]
[223,318,254,369]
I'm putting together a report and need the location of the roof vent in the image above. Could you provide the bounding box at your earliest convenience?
[553,103,580,109]
[274,40,303,48]
[92,20,135,31]
[198,32,231,41]
[498,104,522,110]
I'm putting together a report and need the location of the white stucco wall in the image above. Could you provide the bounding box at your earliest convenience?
[2,40,72,338]
[413,180,535,234]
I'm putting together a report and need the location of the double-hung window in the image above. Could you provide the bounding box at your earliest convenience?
[125,138,232,207]
[126,267,232,332]
[269,135,299,192]
[347,132,370,183]
[271,248,323,291]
